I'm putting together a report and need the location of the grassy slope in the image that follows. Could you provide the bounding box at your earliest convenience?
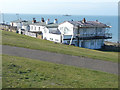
[2,54,118,88]
[2,30,118,62]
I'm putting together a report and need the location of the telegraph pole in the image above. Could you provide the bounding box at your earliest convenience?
[2,13,5,24]
[0,11,1,23]
[0,11,5,24]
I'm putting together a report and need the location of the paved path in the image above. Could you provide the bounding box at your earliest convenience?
[1,45,118,75]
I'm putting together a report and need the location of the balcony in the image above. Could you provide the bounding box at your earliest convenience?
[76,33,112,40]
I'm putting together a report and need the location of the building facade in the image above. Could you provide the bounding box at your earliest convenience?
[10,18,112,49]
[58,18,112,49]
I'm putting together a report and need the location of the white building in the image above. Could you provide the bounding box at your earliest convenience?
[10,18,112,49]
[29,18,61,42]
[10,19,35,37]
[58,18,112,49]
[10,19,29,29]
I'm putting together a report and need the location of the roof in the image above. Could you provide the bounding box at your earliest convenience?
[22,21,33,26]
[11,19,58,28]
[11,19,33,26]
[30,22,58,28]
[47,23,58,28]
[62,21,111,28]
[49,29,61,34]
[11,19,27,23]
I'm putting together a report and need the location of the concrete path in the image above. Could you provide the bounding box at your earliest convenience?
[1,45,118,75]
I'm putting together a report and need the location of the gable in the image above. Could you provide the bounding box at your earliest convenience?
[58,21,74,35]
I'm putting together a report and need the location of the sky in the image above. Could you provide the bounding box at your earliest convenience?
[0,0,119,15]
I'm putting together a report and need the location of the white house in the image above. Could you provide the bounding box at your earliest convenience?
[58,18,112,49]
[10,18,112,49]
[10,19,30,29]
[10,19,37,37]
[29,18,61,42]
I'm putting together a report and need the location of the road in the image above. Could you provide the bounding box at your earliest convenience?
[1,45,118,75]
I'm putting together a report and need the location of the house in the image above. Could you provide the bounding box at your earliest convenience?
[10,19,37,37]
[10,19,25,29]
[0,23,17,32]
[29,18,61,42]
[58,18,112,49]
[10,18,112,49]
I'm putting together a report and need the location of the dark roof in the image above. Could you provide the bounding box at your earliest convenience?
[65,21,111,28]
[11,20,33,26]
[49,29,61,34]
[30,22,58,28]
[11,19,27,23]
[22,21,33,26]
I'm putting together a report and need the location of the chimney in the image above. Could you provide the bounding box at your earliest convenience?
[82,18,86,23]
[96,20,98,22]
[32,18,36,23]
[46,19,50,25]
[41,18,45,22]
[54,19,58,24]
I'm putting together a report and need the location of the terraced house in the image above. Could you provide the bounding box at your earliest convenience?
[10,18,112,49]
[58,18,112,49]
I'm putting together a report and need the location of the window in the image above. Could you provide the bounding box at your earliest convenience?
[97,40,102,46]
[55,39,59,41]
[50,38,53,40]
[83,29,87,34]
[39,27,40,30]
[91,41,94,46]
[64,27,69,34]
[31,26,33,30]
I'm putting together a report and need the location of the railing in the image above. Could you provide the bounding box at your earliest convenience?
[76,33,112,40]
[76,33,112,37]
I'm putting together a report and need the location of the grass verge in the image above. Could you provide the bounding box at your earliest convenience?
[2,54,118,88]
[2,30,118,62]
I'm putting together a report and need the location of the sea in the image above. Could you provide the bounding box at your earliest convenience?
[1,13,118,43]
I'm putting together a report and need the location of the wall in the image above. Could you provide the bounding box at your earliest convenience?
[80,39,104,49]
[58,22,106,49]
[10,22,22,29]
[58,22,74,35]
[74,27,106,37]
[24,31,37,38]
[29,25,46,33]
[43,33,61,43]
[22,25,30,31]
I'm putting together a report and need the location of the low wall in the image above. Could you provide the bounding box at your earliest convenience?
[43,33,61,43]
[0,25,17,32]
[24,31,37,38]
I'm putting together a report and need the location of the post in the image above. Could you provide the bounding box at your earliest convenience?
[77,26,79,47]
[2,13,5,24]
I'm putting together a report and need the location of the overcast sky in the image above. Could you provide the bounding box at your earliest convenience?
[0,0,119,15]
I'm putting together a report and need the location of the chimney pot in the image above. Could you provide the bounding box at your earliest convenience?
[41,18,45,22]
[82,18,86,23]
[46,19,50,25]
[32,18,36,23]
[54,19,58,24]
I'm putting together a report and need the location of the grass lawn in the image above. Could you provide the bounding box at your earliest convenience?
[2,54,118,88]
[1,30,118,62]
